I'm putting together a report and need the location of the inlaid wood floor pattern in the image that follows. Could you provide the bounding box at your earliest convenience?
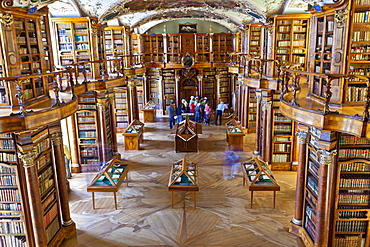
[62,118,304,247]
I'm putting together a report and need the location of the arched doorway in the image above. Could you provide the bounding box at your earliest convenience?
[179,68,198,103]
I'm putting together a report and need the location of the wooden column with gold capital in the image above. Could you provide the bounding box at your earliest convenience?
[253,92,262,156]
[128,77,139,120]
[261,97,272,163]
[315,149,337,246]
[292,126,308,226]
[18,149,47,247]
[50,133,76,232]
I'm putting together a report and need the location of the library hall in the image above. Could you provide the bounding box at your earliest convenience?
[0,0,369,247]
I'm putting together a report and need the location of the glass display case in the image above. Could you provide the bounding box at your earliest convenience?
[87,159,130,209]
[168,158,199,208]
[241,158,280,208]
[122,119,144,150]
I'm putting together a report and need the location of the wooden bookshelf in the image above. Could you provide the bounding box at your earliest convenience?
[52,17,104,78]
[0,8,54,107]
[345,0,370,103]
[247,88,257,133]
[142,34,164,63]
[114,87,130,132]
[202,68,216,108]
[75,91,116,172]
[0,125,74,246]
[336,134,370,247]
[216,67,230,105]
[147,68,161,107]
[166,34,181,63]
[226,120,245,150]
[104,26,130,59]
[195,33,211,63]
[248,24,263,57]
[272,15,310,67]
[212,33,233,63]
[161,68,176,113]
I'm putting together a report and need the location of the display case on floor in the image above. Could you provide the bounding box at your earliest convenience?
[141,101,156,123]
[87,159,130,210]
[123,119,144,150]
[175,119,198,152]
[241,157,280,208]
[168,158,199,208]
[226,119,245,150]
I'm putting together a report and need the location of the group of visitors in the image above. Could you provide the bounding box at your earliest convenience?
[167,95,229,129]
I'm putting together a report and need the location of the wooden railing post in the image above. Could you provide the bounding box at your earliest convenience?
[323,77,333,114]
[290,72,300,107]
[14,78,27,116]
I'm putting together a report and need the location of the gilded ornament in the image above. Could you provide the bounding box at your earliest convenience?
[0,13,13,29]
[335,9,348,27]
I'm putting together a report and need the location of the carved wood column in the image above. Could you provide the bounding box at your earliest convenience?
[261,99,272,163]
[315,149,337,246]
[128,77,139,120]
[108,95,119,157]
[50,133,76,229]
[97,101,109,163]
[67,114,80,173]
[292,127,308,225]
[18,149,47,247]
[253,92,262,156]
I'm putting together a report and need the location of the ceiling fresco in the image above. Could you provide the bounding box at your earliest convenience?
[7,0,339,32]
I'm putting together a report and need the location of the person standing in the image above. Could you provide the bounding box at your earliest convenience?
[214,101,228,126]
[167,102,175,129]
[204,102,211,125]
[176,105,183,123]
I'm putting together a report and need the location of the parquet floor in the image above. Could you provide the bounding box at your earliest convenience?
[61,117,304,247]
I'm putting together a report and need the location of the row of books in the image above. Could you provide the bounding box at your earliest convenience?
[334,234,363,247]
[346,86,366,102]
[39,177,54,197]
[81,158,99,164]
[353,11,370,23]
[308,160,319,178]
[36,152,51,171]
[274,125,292,131]
[349,67,370,76]
[338,193,370,204]
[0,166,15,174]
[38,166,53,184]
[44,203,59,228]
[273,143,291,152]
[0,175,17,186]
[304,216,317,240]
[272,154,290,163]
[78,131,97,138]
[340,136,370,145]
[341,162,370,172]
[351,54,370,61]
[0,153,16,163]
[0,202,21,211]
[307,176,319,196]
[0,221,25,234]
[0,140,14,150]
[352,31,370,42]
[336,221,368,233]
[0,235,26,247]
[45,216,60,243]
[78,124,96,130]
[339,178,370,188]
[0,189,20,202]
[80,149,98,157]
[339,149,370,159]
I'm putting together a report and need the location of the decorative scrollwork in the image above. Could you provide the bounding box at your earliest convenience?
[18,150,36,168]
[335,9,348,27]
[0,13,13,29]
[1,0,14,8]
[317,149,337,165]
[295,131,308,144]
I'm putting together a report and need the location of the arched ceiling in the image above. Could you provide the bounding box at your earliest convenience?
[9,0,328,32]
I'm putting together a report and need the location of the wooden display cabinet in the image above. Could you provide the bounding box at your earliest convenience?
[226,119,245,150]
[216,67,230,105]
[0,7,54,107]
[141,101,156,123]
[195,33,211,63]
[212,33,233,63]
[123,119,144,150]
[202,68,216,108]
[175,119,198,153]
[246,88,257,133]
[168,158,199,208]
[87,159,130,210]
[241,158,280,209]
